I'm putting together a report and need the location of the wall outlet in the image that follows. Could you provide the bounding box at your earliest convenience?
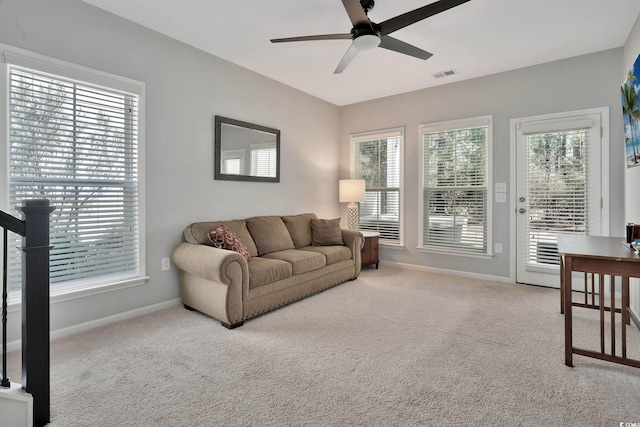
[494,243,502,254]
[495,182,507,193]
[161,257,171,271]
[495,192,507,203]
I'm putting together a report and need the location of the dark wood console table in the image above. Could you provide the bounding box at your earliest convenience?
[558,234,640,368]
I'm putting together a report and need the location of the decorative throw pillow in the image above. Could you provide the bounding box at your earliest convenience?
[207,224,251,261]
[311,218,343,246]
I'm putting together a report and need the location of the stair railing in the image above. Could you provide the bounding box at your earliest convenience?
[1,199,54,427]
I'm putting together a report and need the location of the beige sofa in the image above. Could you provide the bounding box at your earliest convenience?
[171,213,364,328]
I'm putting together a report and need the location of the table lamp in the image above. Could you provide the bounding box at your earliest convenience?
[339,179,366,230]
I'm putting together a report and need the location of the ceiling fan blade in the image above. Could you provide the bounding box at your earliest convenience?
[271,33,352,43]
[334,44,359,74]
[379,0,471,36]
[378,36,432,60]
[341,0,370,27]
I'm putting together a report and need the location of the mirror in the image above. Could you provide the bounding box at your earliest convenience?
[214,116,280,183]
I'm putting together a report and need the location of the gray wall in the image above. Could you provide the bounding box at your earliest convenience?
[0,0,340,342]
[340,49,625,279]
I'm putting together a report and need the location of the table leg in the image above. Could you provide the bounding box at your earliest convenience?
[600,275,605,354]
[560,255,565,314]
[564,255,573,367]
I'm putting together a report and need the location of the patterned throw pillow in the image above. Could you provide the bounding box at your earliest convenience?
[207,224,251,261]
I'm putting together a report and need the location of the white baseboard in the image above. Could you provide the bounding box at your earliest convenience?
[380,260,513,284]
[6,298,182,353]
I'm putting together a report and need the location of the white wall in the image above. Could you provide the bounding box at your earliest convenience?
[340,49,625,279]
[623,13,640,313]
[0,0,340,343]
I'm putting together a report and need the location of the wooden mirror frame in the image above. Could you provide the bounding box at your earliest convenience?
[214,115,280,183]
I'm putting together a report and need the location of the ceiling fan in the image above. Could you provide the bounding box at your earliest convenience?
[270,0,471,74]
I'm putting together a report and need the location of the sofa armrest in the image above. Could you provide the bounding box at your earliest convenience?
[341,229,364,277]
[171,242,249,325]
[171,242,249,304]
[171,243,246,283]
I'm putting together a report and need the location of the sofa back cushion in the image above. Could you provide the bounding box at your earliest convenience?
[282,213,318,248]
[246,216,295,256]
[183,220,258,257]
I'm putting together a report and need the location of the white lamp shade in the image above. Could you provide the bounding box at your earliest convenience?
[339,179,366,203]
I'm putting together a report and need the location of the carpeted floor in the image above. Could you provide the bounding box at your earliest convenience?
[7,264,640,426]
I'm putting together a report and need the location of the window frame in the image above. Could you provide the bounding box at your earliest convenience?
[350,127,404,246]
[0,44,147,304]
[418,116,493,258]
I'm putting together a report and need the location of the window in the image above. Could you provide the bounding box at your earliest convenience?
[351,128,403,244]
[3,49,146,300]
[420,116,492,256]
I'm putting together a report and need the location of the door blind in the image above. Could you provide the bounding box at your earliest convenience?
[525,130,588,266]
[8,66,140,293]
[422,125,488,253]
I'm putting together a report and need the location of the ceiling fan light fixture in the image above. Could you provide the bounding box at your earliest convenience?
[271,0,472,73]
[353,34,380,51]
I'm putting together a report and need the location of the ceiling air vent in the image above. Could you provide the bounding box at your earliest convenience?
[433,69,457,79]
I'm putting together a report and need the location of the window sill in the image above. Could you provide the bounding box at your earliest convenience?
[380,241,405,249]
[8,276,149,312]
[417,246,493,259]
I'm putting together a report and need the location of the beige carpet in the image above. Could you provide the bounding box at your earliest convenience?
[7,264,640,426]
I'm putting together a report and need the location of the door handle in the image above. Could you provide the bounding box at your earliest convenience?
[519,208,527,214]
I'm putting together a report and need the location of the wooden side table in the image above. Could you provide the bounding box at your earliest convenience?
[360,230,379,269]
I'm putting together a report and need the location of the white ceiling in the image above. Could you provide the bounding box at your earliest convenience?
[81,0,640,106]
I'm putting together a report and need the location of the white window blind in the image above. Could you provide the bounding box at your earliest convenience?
[224,158,241,175]
[251,143,277,177]
[351,129,402,243]
[421,118,490,254]
[525,129,588,265]
[7,65,142,295]
[221,149,245,175]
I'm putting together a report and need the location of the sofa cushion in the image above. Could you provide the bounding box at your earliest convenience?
[247,257,292,289]
[207,224,251,261]
[301,245,352,265]
[263,249,326,275]
[184,220,258,257]
[311,218,344,246]
[246,216,295,256]
[282,213,318,248]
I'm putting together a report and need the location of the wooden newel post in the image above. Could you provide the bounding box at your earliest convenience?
[20,199,54,427]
